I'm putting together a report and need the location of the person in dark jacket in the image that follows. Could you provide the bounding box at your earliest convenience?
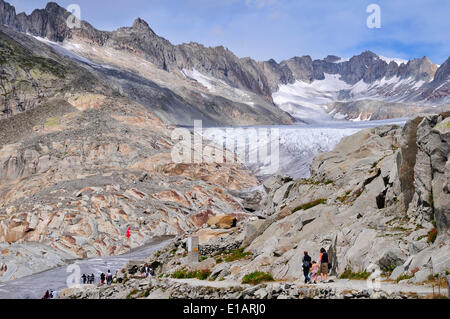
[100,273,106,285]
[81,274,87,284]
[302,251,312,283]
[319,248,329,282]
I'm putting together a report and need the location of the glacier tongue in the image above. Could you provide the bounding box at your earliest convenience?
[202,119,406,179]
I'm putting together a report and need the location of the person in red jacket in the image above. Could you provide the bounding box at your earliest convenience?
[126,227,131,239]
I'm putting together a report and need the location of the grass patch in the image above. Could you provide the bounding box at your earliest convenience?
[381,264,397,275]
[339,268,371,280]
[292,198,327,213]
[299,179,335,186]
[44,116,59,128]
[242,272,274,285]
[396,273,414,283]
[337,190,352,203]
[221,248,252,263]
[171,269,211,280]
[126,289,139,299]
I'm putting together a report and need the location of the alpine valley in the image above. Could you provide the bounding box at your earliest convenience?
[0,1,448,300]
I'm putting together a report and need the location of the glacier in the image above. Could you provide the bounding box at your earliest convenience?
[202,118,406,179]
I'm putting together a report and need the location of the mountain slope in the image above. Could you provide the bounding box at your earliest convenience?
[0,25,259,282]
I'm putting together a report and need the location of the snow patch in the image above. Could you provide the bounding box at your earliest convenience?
[378,55,408,66]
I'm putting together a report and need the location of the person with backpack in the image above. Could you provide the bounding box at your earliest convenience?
[302,251,312,284]
[106,269,113,285]
[319,248,329,283]
[42,290,50,299]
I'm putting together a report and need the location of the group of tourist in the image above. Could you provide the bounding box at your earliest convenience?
[301,248,330,284]
[140,264,155,278]
[80,269,114,285]
[82,273,95,284]
[42,269,115,299]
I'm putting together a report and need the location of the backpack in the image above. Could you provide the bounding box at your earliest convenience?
[302,256,312,269]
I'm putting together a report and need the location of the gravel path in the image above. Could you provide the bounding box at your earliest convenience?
[168,276,439,296]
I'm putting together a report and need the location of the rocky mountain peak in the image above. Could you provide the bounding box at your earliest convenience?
[433,57,450,83]
[400,56,437,81]
[44,1,62,11]
[131,17,155,34]
[324,55,341,63]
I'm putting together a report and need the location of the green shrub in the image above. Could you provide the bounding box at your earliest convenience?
[292,198,327,213]
[242,272,274,285]
[171,269,211,280]
[382,264,397,274]
[223,249,252,262]
[396,273,414,282]
[339,268,371,280]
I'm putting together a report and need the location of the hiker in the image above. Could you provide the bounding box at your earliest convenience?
[51,290,57,299]
[106,269,113,285]
[140,265,146,277]
[309,261,319,284]
[42,290,50,299]
[302,251,312,284]
[100,273,106,285]
[126,227,131,240]
[90,274,95,284]
[81,274,87,284]
[319,247,329,282]
[148,267,154,277]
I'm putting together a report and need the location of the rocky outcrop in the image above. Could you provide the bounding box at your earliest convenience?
[58,276,424,299]
[206,215,237,229]
[403,113,450,236]
[0,26,110,120]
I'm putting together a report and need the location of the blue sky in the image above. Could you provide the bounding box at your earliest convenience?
[8,0,450,64]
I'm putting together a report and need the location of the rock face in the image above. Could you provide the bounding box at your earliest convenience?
[402,113,450,236]
[207,215,237,229]
[0,27,259,282]
[0,26,110,120]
